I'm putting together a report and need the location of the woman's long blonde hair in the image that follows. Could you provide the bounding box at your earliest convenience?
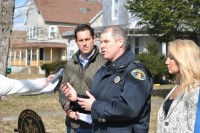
[168,39,200,90]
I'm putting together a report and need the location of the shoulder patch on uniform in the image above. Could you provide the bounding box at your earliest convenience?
[131,69,146,80]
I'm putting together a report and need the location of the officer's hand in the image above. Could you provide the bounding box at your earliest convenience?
[75,111,80,120]
[77,91,95,111]
[61,82,77,101]
[67,110,79,120]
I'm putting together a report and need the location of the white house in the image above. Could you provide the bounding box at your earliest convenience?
[102,0,163,55]
[10,0,103,73]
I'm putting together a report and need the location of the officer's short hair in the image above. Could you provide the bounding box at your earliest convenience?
[102,25,127,49]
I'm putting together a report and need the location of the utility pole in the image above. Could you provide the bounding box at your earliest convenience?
[0,0,15,75]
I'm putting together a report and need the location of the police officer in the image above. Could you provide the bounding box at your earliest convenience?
[63,25,153,133]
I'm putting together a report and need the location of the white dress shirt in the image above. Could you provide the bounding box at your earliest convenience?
[0,74,46,96]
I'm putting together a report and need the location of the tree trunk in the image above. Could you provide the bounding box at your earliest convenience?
[0,0,15,76]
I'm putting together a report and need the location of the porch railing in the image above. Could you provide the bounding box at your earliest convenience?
[10,60,52,66]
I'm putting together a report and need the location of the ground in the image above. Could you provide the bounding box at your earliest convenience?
[0,74,173,133]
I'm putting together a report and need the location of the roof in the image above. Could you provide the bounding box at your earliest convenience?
[13,42,66,48]
[58,26,75,34]
[34,0,102,24]
[62,26,101,37]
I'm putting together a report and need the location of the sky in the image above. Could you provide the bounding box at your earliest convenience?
[13,0,28,30]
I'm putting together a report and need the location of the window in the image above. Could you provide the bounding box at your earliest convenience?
[112,0,119,20]
[135,37,139,54]
[70,50,74,56]
[49,26,56,39]
[29,26,37,39]
[71,43,74,46]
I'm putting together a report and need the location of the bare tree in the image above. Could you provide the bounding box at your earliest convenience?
[0,0,15,75]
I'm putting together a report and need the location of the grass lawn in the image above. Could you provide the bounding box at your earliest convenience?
[0,93,66,133]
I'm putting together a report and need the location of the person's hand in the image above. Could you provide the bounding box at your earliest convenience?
[75,111,80,120]
[46,74,55,85]
[64,102,70,112]
[67,110,79,120]
[61,82,77,101]
[77,91,95,111]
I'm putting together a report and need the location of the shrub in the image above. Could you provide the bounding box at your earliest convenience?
[41,60,66,77]
[137,53,168,79]
[138,53,169,83]
[137,41,170,84]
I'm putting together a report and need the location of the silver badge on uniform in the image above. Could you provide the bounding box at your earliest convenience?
[114,76,121,83]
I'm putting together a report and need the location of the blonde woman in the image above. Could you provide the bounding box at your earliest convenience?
[157,39,200,132]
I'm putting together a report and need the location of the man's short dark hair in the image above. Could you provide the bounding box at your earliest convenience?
[74,24,95,40]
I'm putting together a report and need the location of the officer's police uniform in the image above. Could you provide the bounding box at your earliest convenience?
[90,49,153,133]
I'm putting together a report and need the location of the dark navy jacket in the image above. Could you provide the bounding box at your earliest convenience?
[90,49,153,133]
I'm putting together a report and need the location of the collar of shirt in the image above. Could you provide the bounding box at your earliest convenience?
[79,49,95,69]
[105,49,134,72]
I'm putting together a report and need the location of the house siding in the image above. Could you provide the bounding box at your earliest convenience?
[102,0,128,26]
[102,0,162,55]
